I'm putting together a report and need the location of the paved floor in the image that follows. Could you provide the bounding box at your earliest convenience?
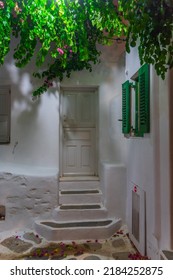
[0,226,144,260]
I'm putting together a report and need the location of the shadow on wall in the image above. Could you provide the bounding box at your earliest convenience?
[5,57,59,123]
[3,38,58,116]
[5,59,41,114]
[0,38,60,167]
[0,58,59,165]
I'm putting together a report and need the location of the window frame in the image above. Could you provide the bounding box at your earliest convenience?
[122,64,150,138]
[0,86,11,144]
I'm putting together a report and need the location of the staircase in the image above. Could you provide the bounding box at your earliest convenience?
[34,176,122,241]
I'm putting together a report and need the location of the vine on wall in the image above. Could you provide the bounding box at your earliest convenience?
[121,0,173,79]
[0,0,172,96]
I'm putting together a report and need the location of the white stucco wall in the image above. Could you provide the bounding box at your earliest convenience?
[0,172,58,231]
[0,41,126,171]
[0,40,127,231]
[125,46,171,258]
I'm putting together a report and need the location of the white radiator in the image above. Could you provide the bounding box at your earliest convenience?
[129,182,146,255]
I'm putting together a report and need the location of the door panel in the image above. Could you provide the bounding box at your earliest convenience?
[63,93,78,125]
[63,91,96,128]
[61,89,97,176]
[63,128,95,175]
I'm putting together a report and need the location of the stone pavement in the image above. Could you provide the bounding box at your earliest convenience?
[0,226,142,260]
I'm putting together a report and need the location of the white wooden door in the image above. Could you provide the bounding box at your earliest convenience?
[61,88,98,176]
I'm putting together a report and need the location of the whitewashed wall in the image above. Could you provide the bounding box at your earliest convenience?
[0,41,127,231]
[125,46,171,259]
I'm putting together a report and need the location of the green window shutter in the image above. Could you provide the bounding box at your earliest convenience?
[139,64,150,134]
[122,80,130,134]
[0,86,11,143]
[135,80,139,135]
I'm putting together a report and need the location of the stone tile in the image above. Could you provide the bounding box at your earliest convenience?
[112,251,130,260]
[23,232,42,244]
[112,238,126,249]
[1,237,32,253]
[83,255,101,260]
[84,242,102,251]
[0,226,139,260]
[25,256,49,260]
[50,255,66,260]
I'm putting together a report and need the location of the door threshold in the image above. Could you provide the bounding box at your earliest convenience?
[59,176,99,182]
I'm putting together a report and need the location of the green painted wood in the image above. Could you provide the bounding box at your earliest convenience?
[138,64,150,135]
[122,80,131,134]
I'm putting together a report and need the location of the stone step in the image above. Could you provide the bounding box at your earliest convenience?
[59,189,102,204]
[60,189,100,194]
[52,204,108,221]
[59,176,100,182]
[34,218,122,241]
[59,177,100,191]
[60,204,101,210]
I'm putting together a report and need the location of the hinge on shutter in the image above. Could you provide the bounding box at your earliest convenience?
[130,82,136,89]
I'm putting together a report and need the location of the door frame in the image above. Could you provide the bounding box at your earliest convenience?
[59,85,99,178]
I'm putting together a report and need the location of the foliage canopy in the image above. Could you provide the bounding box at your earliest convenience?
[0,0,172,96]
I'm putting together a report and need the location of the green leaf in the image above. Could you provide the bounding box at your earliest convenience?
[0,0,172,95]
